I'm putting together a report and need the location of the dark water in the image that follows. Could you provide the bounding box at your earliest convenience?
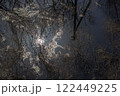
[0,0,120,79]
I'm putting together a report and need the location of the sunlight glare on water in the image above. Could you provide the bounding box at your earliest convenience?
[35,36,45,46]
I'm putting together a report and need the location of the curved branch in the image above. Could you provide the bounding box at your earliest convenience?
[72,0,92,40]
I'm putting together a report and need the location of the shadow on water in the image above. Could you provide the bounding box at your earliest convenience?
[0,0,120,79]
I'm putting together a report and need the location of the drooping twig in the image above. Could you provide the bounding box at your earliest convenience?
[72,0,77,40]
[72,0,92,40]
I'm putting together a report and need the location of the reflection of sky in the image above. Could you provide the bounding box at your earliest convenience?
[34,26,63,59]
[0,0,120,79]
[88,1,108,45]
[33,0,110,57]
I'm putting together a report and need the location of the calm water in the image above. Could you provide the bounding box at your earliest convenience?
[0,0,120,79]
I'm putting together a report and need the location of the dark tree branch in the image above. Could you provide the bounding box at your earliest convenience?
[72,0,77,40]
[76,0,92,30]
[72,0,92,40]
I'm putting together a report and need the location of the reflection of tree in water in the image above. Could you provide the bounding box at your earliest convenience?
[100,0,120,21]
[0,0,80,79]
[0,0,120,79]
[91,0,120,79]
